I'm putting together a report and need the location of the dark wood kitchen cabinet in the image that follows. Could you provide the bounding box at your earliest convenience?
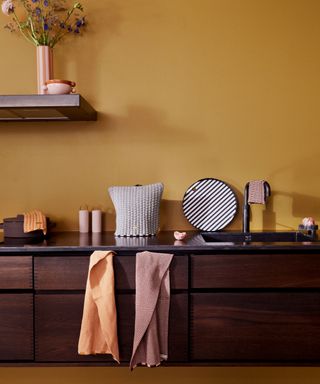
[190,253,320,363]
[0,257,33,361]
[0,294,33,361]
[1,237,320,366]
[191,292,320,362]
[35,292,188,363]
[34,254,188,364]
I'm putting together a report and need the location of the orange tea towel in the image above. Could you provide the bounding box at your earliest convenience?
[23,210,47,235]
[78,250,120,363]
[248,180,266,204]
[130,251,173,369]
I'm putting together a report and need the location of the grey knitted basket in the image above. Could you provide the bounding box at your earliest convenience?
[108,183,164,237]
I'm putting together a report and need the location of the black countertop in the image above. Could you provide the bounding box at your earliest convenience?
[0,231,320,253]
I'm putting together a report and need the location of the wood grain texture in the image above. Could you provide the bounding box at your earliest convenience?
[0,256,32,289]
[168,293,189,362]
[34,254,188,290]
[191,292,320,362]
[35,294,111,362]
[191,254,320,288]
[7,248,320,366]
[35,293,188,363]
[0,294,33,360]
[34,256,89,290]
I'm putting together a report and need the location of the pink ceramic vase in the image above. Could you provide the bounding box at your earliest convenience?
[36,46,54,94]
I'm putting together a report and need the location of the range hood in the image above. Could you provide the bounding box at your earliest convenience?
[0,94,97,121]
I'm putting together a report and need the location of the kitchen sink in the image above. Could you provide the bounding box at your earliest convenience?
[201,231,317,243]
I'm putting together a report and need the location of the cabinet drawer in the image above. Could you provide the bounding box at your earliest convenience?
[35,293,188,362]
[0,294,33,360]
[191,292,320,362]
[0,256,32,289]
[35,255,188,290]
[191,254,320,288]
[35,294,112,362]
[34,256,89,290]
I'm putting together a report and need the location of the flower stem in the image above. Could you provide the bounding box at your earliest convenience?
[50,4,81,47]
[6,1,85,48]
[12,11,37,46]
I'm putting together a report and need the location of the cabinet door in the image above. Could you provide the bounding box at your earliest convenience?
[191,292,320,362]
[35,293,188,363]
[0,294,33,360]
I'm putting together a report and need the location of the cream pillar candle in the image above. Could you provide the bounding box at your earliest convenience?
[79,209,89,233]
[92,210,102,233]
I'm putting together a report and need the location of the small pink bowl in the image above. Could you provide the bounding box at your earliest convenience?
[44,79,76,95]
[174,231,187,241]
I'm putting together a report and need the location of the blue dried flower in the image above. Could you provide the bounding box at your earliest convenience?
[2,0,86,47]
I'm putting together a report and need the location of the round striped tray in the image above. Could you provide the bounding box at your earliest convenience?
[182,178,238,231]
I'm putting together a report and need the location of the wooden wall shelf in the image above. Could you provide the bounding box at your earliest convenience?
[0,94,97,121]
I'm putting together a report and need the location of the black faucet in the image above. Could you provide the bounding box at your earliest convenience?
[242,181,271,233]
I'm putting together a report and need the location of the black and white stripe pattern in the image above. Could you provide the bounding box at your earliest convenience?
[182,178,238,231]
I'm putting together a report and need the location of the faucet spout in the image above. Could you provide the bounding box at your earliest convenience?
[242,181,271,233]
[243,183,250,233]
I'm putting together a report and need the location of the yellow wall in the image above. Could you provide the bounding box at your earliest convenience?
[1,0,320,232]
[1,0,320,382]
